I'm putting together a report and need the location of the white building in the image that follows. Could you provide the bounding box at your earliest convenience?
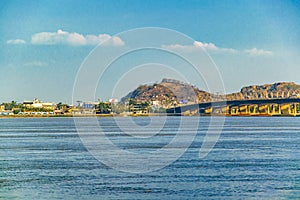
[23,98,55,110]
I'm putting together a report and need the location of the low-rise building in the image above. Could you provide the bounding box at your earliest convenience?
[0,104,5,112]
[75,101,99,115]
[23,98,55,110]
[41,102,55,110]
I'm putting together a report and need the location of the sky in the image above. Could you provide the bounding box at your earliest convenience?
[1,0,300,103]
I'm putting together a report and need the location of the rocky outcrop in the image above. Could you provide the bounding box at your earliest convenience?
[227,82,300,100]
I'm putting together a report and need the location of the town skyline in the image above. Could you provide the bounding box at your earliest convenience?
[1,79,300,104]
[1,79,300,117]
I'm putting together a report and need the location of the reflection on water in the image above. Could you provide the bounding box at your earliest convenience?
[0,117,299,199]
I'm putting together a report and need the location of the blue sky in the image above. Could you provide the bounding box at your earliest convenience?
[1,0,300,103]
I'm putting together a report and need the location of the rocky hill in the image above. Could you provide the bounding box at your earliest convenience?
[122,79,300,107]
[121,79,211,107]
[226,82,300,100]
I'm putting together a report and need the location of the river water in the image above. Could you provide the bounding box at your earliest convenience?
[0,117,299,199]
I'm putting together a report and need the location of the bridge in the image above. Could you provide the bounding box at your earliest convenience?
[166,98,300,116]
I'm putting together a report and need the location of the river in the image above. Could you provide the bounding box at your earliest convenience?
[0,117,299,199]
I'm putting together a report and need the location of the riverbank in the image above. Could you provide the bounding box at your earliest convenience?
[0,113,299,118]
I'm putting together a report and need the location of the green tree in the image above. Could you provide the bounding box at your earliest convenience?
[13,109,20,114]
[97,102,111,114]
[141,102,149,108]
[128,98,136,106]
[3,101,18,110]
[56,102,63,109]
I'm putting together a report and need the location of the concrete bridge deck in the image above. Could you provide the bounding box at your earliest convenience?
[166,98,300,116]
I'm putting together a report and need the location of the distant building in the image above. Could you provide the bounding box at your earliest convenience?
[130,105,148,114]
[0,104,5,112]
[42,102,55,110]
[151,100,161,107]
[23,100,34,107]
[23,98,55,110]
[75,101,98,114]
[82,103,95,109]
[77,101,98,108]
[179,99,188,104]
[161,78,182,84]
[109,98,118,104]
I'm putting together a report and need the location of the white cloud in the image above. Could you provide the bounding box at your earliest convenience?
[23,61,48,67]
[163,41,274,56]
[6,39,26,44]
[244,48,273,56]
[31,29,125,46]
[162,41,237,53]
[193,41,218,50]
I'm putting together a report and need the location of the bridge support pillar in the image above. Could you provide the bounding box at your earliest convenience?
[291,103,300,116]
[268,104,281,116]
[230,106,239,116]
[296,103,300,115]
[280,103,292,116]
[249,104,258,115]
[259,104,271,116]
